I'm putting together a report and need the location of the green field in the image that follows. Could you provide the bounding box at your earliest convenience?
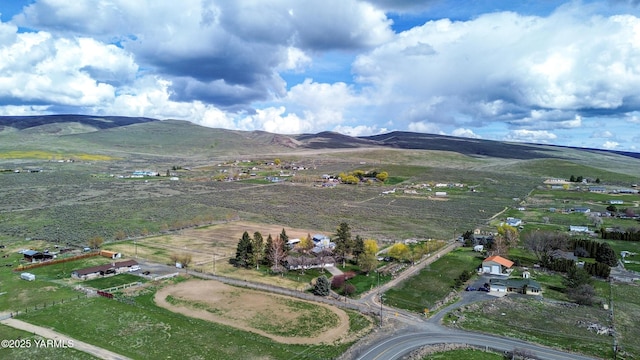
[16,289,365,360]
[384,248,484,313]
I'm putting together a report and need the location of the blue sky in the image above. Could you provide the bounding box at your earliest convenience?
[1,0,640,151]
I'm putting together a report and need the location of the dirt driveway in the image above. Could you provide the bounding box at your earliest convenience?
[0,317,132,360]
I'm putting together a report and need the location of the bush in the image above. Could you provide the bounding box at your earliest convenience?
[313,275,330,296]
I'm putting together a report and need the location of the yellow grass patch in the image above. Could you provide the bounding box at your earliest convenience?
[0,150,117,161]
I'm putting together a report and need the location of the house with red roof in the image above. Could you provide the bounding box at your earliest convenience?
[481,255,514,276]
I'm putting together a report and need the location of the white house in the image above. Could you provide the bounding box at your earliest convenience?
[570,225,589,233]
[505,217,522,227]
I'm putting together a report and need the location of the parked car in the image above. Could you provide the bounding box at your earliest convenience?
[477,286,490,292]
[465,286,476,291]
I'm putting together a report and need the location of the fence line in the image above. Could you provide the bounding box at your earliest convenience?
[11,294,88,318]
[14,252,100,271]
[101,281,142,293]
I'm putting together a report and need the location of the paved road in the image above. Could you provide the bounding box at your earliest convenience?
[353,327,600,360]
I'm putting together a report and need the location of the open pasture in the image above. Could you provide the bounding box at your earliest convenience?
[155,279,355,344]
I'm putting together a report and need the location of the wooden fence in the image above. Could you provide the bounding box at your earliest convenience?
[14,252,99,271]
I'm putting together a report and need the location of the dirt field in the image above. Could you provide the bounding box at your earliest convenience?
[155,279,353,344]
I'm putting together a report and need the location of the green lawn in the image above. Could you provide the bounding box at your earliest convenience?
[384,248,483,313]
[16,287,367,360]
[82,273,145,290]
[421,348,502,360]
[450,296,613,358]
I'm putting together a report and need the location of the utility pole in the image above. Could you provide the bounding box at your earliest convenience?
[379,294,383,327]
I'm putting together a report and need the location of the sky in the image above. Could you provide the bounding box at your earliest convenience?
[1,1,640,151]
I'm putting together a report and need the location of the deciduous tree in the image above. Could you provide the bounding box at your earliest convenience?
[299,233,314,251]
[523,231,568,265]
[375,171,388,182]
[180,253,192,269]
[497,223,519,248]
[88,236,104,249]
[388,243,409,262]
[267,235,287,272]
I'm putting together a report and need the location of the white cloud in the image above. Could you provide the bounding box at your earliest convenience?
[353,7,640,133]
[333,124,387,137]
[407,121,443,134]
[504,129,557,143]
[602,141,620,149]
[451,128,481,139]
[591,130,614,138]
[0,30,136,107]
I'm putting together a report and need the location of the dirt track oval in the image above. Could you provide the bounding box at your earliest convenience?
[155,279,352,344]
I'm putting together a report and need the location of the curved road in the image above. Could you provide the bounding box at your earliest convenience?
[353,328,599,360]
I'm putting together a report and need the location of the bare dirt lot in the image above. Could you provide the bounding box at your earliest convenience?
[154,279,352,344]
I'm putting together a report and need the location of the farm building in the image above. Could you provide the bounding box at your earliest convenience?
[609,200,624,205]
[434,191,447,197]
[100,250,122,259]
[481,255,514,276]
[22,250,54,262]
[72,260,139,280]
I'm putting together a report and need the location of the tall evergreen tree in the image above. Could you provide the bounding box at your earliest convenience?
[279,228,290,256]
[252,231,264,269]
[352,235,365,261]
[234,231,253,268]
[264,234,274,267]
[334,222,353,267]
[313,275,330,296]
[596,242,618,267]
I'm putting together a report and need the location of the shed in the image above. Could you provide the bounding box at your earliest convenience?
[100,250,122,259]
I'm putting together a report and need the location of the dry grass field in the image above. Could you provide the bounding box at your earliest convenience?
[106,221,327,286]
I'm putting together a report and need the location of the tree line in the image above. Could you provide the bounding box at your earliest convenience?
[600,227,640,241]
[231,222,381,275]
